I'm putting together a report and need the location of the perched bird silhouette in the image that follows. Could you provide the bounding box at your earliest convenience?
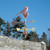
[16,7,28,16]
[23,13,29,18]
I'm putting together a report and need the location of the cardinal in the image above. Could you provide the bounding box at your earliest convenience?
[16,7,28,16]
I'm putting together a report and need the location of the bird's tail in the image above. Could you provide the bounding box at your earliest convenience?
[16,13,21,16]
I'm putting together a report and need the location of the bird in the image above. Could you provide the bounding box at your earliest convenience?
[16,7,28,16]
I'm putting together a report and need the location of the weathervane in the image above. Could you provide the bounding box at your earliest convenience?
[12,7,35,38]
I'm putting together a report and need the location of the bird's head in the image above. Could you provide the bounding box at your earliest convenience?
[24,7,28,9]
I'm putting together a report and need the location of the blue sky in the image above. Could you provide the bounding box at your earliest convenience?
[0,0,50,38]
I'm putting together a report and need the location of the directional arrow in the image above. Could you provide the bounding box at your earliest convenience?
[12,21,35,25]
[16,28,35,31]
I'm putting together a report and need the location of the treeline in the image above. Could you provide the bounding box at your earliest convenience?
[0,16,50,47]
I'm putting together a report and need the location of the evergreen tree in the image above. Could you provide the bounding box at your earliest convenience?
[11,16,25,39]
[3,21,11,37]
[48,28,50,31]
[3,16,25,39]
[0,18,5,34]
[22,31,39,42]
[48,28,50,47]
[40,32,48,46]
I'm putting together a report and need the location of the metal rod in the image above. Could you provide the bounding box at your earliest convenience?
[25,19,26,26]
